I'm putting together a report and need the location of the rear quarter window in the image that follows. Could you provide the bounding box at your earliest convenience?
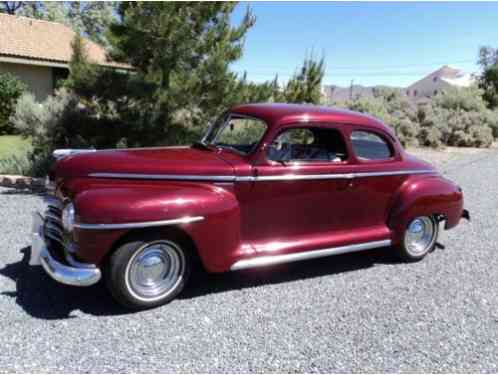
[351,130,393,160]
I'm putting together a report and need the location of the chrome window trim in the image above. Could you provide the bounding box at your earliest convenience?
[74,216,205,230]
[230,239,392,271]
[89,169,436,182]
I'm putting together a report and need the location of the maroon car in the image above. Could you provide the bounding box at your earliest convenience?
[30,103,469,309]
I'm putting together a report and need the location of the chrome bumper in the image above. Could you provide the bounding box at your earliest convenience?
[31,211,101,287]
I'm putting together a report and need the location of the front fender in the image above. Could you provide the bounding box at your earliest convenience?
[388,174,463,244]
[72,182,241,271]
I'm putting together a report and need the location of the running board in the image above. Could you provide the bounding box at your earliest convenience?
[230,239,392,271]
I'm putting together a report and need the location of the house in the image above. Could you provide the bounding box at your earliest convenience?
[405,65,475,99]
[0,13,131,101]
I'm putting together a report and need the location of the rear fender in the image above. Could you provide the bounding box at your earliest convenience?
[388,174,463,244]
[73,182,241,271]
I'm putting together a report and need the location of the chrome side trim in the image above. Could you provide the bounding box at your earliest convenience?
[74,216,205,230]
[353,170,437,178]
[89,170,436,182]
[89,173,235,182]
[250,173,355,182]
[230,239,392,271]
[250,169,436,182]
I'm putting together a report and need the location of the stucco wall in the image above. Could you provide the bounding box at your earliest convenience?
[0,62,53,101]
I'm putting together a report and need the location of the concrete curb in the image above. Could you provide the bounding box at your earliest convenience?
[0,175,44,190]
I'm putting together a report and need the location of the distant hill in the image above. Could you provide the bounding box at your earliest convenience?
[322,84,403,103]
[322,65,475,104]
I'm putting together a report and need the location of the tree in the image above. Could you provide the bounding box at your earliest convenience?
[64,33,98,92]
[0,1,24,14]
[478,46,498,109]
[283,56,325,104]
[0,1,115,46]
[101,2,256,144]
[0,73,25,134]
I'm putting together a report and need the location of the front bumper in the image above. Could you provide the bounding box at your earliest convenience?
[31,210,101,287]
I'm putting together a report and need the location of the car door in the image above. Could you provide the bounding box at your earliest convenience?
[241,124,359,254]
[345,128,407,230]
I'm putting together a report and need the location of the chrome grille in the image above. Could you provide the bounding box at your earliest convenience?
[43,197,65,246]
[42,196,86,266]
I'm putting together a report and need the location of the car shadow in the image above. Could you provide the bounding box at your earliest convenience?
[0,246,401,320]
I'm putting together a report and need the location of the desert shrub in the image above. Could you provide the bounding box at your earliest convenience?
[467,125,494,147]
[0,73,26,135]
[419,126,443,148]
[336,86,496,149]
[392,118,420,147]
[434,86,487,112]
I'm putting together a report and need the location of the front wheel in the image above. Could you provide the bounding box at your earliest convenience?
[105,235,191,309]
[396,215,439,261]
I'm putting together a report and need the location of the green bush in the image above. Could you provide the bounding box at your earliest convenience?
[0,73,26,135]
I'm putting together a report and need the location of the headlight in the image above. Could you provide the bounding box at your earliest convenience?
[62,203,75,232]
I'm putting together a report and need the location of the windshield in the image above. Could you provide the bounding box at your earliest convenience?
[201,113,268,155]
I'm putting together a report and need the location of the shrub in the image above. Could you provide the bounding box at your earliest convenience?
[335,86,496,149]
[419,126,443,148]
[11,89,126,176]
[393,118,420,147]
[467,125,494,147]
[0,73,26,135]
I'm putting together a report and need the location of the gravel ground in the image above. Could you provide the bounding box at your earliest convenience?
[0,148,497,373]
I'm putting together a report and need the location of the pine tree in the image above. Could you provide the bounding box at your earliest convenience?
[284,56,325,104]
[106,2,256,143]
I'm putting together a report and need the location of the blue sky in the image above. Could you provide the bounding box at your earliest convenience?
[230,2,498,88]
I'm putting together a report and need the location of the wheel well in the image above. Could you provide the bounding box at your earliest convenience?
[103,225,202,268]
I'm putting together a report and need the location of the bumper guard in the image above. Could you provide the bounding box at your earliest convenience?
[31,211,101,287]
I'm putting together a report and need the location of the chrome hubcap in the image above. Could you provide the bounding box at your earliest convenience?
[127,241,185,301]
[405,216,437,256]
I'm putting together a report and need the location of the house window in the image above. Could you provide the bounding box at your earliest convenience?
[406,90,410,96]
[433,76,438,82]
[52,67,69,90]
[414,90,418,97]
[434,90,438,96]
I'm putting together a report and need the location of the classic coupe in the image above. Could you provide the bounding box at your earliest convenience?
[30,104,469,309]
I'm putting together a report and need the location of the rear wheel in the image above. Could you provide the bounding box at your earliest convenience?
[105,234,191,309]
[396,215,439,261]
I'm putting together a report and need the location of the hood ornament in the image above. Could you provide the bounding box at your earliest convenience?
[52,149,96,160]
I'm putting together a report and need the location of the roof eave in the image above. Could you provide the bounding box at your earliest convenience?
[0,54,134,71]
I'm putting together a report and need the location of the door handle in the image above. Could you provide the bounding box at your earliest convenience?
[342,173,354,188]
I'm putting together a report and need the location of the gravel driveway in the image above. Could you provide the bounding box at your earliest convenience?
[0,148,497,373]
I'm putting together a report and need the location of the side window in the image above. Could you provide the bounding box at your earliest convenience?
[267,127,348,163]
[350,130,393,160]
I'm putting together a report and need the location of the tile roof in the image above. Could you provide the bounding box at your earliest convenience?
[0,13,131,69]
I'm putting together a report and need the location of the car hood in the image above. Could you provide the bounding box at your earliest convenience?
[54,146,235,179]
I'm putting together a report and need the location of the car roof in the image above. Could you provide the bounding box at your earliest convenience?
[230,103,395,137]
